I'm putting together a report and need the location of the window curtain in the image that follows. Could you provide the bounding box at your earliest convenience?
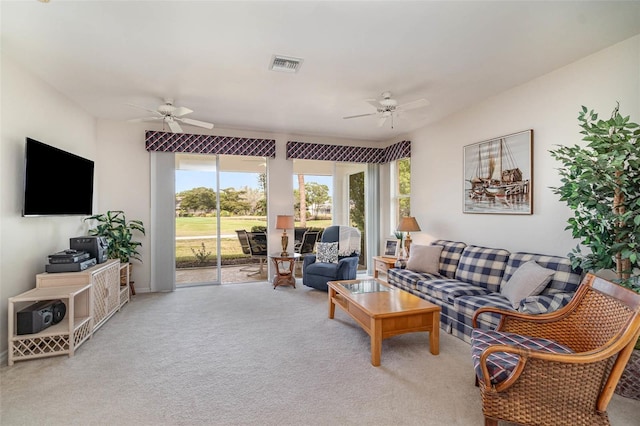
[150,151,176,292]
[366,163,380,275]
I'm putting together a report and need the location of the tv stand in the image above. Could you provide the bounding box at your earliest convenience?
[7,260,129,365]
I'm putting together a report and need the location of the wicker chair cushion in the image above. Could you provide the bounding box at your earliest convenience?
[471,329,573,384]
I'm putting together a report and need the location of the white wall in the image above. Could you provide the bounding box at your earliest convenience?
[401,35,640,256]
[0,56,97,354]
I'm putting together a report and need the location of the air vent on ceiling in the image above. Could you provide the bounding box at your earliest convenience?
[270,55,303,73]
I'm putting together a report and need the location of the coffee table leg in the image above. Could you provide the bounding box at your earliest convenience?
[430,311,440,355]
[328,287,336,319]
[371,318,382,366]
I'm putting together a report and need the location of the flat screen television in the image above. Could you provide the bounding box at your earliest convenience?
[23,137,94,216]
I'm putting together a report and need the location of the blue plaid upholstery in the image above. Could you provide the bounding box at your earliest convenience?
[519,292,576,314]
[454,246,510,292]
[502,252,582,294]
[388,268,439,291]
[431,240,467,278]
[385,240,580,344]
[471,329,573,384]
[418,278,491,304]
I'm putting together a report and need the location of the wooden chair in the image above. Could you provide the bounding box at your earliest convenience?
[471,273,640,426]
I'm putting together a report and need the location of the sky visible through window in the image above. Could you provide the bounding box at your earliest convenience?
[176,170,332,195]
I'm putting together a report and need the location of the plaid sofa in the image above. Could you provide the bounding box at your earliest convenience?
[387,240,582,343]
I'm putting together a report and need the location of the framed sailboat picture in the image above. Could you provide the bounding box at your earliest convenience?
[463,129,533,215]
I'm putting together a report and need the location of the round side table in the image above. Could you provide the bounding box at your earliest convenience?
[269,253,301,289]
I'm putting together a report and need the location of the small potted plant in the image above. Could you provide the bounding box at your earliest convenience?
[85,211,145,292]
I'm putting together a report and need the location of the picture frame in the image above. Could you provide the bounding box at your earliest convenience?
[463,129,533,215]
[383,238,400,258]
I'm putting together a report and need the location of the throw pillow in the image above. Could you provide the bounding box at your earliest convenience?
[316,242,339,264]
[406,244,443,274]
[500,260,555,309]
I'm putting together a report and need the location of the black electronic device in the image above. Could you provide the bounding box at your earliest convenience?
[70,236,108,264]
[22,138,94,217]
[48,249,90,264]
[45,258,96,273]
[16,299,66,335]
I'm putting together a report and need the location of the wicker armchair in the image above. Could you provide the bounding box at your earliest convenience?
[471,273,640,426]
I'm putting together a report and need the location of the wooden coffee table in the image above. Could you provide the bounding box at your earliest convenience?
[328,278,440,366]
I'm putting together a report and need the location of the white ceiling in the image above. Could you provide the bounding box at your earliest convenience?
[2,1,639,142]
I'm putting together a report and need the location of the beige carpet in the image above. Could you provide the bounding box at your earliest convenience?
[1,280,639,425]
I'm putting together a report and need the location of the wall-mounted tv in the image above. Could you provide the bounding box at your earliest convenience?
[23,137,94,217]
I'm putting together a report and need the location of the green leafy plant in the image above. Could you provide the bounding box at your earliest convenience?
[191,242,212,265]
[550,103,640,295]
[85,210,145,264]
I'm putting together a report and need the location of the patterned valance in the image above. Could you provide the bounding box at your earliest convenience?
[383,140,411,162]
[286,140,410,164]
[145,131,276,157]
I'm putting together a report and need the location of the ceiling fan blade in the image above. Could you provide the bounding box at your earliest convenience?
[397,98,430,111]
[167,119,183,133]
[377,116,389,127]
[365,99,380,109]
[178,117,214,129]
[343,112,378,120]
[173,106,193,117]
[128,116,163,123]
[126,103,162,115]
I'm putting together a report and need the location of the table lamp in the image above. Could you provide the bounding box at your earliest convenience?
[275,215,295,256]
[397,216,421,257]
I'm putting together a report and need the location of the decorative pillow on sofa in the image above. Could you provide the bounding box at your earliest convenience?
[500,260,555,309]
[406,245,443,274]
[316,242,339,263]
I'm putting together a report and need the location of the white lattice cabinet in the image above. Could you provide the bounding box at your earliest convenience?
[7,284,92,365]
[36,259,125,331]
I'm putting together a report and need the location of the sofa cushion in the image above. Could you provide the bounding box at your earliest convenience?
[455,245,510,292]
[431,240,467,278]
[502,252,582,295]
[418,279,491,304]
[500,260,555,309]
[388,268,439,291]
[471,329,573,384]
[453,293,514,330]
[316,242,338,263]
[407,244,443,274]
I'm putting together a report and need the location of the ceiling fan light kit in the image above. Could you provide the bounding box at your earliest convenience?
[343,91,429,129]
[128,98,214,133]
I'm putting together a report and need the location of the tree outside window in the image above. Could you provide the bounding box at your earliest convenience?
[396,158,411,219]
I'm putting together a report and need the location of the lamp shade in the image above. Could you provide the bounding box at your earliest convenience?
[397,216,421,232]
[275,215,295,230]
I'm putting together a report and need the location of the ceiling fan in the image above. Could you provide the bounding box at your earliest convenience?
[343,91,429,129]
[127,98,214,133]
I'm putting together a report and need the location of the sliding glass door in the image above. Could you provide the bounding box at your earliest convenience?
[175,154,266,286]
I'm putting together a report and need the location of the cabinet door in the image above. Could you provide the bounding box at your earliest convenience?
[91,261,119,328]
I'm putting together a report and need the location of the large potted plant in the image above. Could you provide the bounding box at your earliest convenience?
[85,210,145,293]
[550,103,640,399]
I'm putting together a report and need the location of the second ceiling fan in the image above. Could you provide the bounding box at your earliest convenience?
[128,98,214,133]
[343,91,429,129]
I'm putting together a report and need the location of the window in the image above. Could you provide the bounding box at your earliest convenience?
[392,158,411,223]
